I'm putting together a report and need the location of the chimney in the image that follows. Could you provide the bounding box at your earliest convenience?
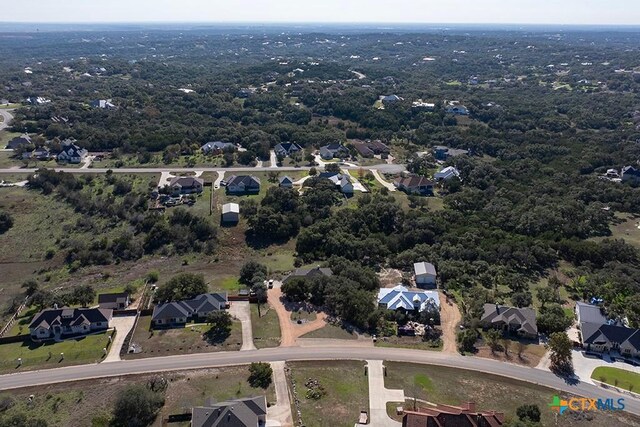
[495,304,500,315]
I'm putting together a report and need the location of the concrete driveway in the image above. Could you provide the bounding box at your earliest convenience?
[266,361,294,427]
[103,314,137,363]
[269,150,278,168]
[0,109,14,132]
[370,169,396,192]
[367,360,404,426]
[213,171,225,189]
[228,301,256,351]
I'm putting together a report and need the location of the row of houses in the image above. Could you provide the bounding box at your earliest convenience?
[6,137,89,164]
[379,95,469,115]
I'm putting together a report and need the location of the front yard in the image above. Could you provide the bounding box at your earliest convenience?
[288,361,368,427]
[0,331,112,373]
[123,315,242,359]
[592,366,640,392]
[251,303,281,348]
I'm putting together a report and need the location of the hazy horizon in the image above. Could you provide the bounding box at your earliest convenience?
[3,0,640,26]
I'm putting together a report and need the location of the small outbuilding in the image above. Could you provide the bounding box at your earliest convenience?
[221,203,240,224]
[413,262,437,288]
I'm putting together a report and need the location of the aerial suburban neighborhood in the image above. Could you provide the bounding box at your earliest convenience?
[0,8,640,427]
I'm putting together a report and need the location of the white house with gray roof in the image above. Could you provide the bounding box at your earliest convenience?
[378,285,440,313]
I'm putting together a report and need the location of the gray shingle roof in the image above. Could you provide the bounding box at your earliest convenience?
[481,304,538,336]
[191,396,267,427]
[152,293,228,323]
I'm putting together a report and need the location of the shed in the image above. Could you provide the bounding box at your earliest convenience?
[413,262,437,288]
[221,203,240,223]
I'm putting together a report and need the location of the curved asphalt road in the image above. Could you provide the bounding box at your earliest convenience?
[0,109,14,132]
[0,346,637,415]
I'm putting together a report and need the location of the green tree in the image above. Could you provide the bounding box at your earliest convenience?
[155,273,207,302]
[547,332,573,375]
[457,329,478,353]
[21,280,39,297]
[111,384,165,427]
[0,211,13,234]
[205,311,233,344]
[71,285,96,307]
[248,362,273,389]
[239,261,268,285]
[324,163,341,173]
[537,304,572,334]
[484,329,502,353]
[516,404,541,422]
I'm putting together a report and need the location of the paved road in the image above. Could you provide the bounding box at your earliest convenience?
[0,346,638,415]
[0,164,406,174]
[0,109,14,132]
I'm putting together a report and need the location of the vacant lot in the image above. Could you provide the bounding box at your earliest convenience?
[375,335,442,351]
[288,361,368,427]
[251,303,281,348]
[123,315,242,359]
[591,212,640,248]
[384,362,640,426]
[0,366,275,427]
[0,331,112,373]
[592,366,640,392]
[300,322,358,340]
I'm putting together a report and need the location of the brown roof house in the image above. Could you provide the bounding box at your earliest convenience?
[481,304,538,338]
[394,175,434,196]
[191,396,267,427]
[169,176,204,196]
[29,307,112,341]
[403,402,504,427]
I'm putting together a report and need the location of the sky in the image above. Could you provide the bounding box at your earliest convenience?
[2,0,640,25]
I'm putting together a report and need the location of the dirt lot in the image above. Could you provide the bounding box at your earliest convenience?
[438,292,461,354]
[123,316,242,359]
[0,367,275,427]
[384,362,640,427]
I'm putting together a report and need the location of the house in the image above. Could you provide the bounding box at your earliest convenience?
[381,94,403,104]
[169,176,204,196]
[378,285,440,313]
[191,396,267,427]
[26,97,51,105]
[31,147,52,161]
[274,142,302,158]
[236,88,256,98]
[481,304,538,338]
[351,140,391,158]
[402,402,504,427]
[279,176,294,188]
[152,293,228,327]
[29,308,112,340]
[221,203,240,224]
[576,302,640,357]
[433,146,469,161]
[394,175,434,196]
[412,100,436,110]
[283,266,333,284]
[201,141,236,155]
[6,134,32,150]
[413,262,437,288]
[621,166,640,183]
[98,293,130,310]
[56,140,88,164]
[444,100,469,115]
[90,99,115,109]
[319,172,354,194]
[434,166,461,181]
[226,175,261,194]
[319,143,349,160]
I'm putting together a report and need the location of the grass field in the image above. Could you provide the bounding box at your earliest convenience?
[592,367,640,392]
[0,332,112,373]
[288,361,368,427]
[250,303,281,348]
[301,322,359,340]
[0,367,275,427]
[375,335,442,351]
[591,212,640,248]
[123,316,242,359]
[384,362,639,426]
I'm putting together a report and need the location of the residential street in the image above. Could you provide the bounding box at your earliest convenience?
[1,346,638,416]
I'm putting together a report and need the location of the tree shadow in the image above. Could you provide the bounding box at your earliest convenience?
[203,327,231,345]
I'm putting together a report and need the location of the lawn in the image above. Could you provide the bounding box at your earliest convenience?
[123,315,242,359]
[290,309,317,322]
[0,366,275,427]
[288,361,368,427]
[250,303,281,348]
[591,212,640,248]
[592,366,640,392]
[384,362,638,426]
[0,331,112,373]
[211,276,243,292]
[301,322,358,340]
[375,335,442,351]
